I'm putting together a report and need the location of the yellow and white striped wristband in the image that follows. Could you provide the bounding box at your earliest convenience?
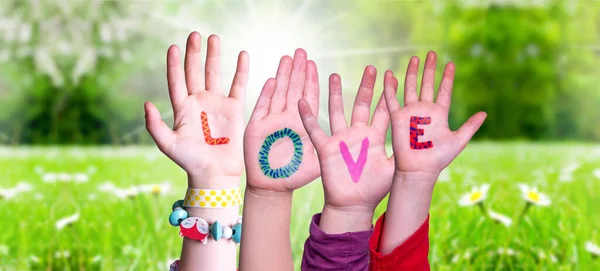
[183,188,242,208]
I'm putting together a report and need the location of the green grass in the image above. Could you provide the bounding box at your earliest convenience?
[1,143,599,270]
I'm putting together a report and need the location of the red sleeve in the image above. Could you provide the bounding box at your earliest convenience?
[368,212,430,271]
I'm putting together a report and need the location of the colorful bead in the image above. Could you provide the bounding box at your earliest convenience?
[231,222,242,244]
[172,200,185,211]
[211,221,223,241]
[222,226,232,239]
[169,208,188,226]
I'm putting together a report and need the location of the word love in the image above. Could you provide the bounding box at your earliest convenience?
[259,128,303,179]
[410,116,433,150]
[201,111,230,145]
[339,138,369,183]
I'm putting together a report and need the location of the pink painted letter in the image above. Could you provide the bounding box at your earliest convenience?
[339,137,369,183]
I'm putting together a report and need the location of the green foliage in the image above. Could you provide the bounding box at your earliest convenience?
[444,2,600,140]
[341,1,600,141]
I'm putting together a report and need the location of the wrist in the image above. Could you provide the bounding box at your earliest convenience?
[319,204,374,234]
[392,170,439,194]
[245,185,293,200]
[187,173,241,189]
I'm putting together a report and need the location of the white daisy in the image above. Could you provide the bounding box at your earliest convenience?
[451,254,460,263]
[138,182,172,195]
[54,250,70,259]
[464,250,472,260]
[98,182,116,192]
[87,166,97,175]
[114,187,139,199]
[497,247,516,256]
[0,182,32,200]
[99,182,139,199]
[593,169,600,179]
[34,193,44,201]
[558,172,573,182]
[122,244,140,256]
[518,184,551,206]
[34,165,45,175]
[88,193,97,201]
[43,172,58,183]
[585,241,600,256]
[73,173,89,183]
[29,255,40,263]
[559,162,579,182]
[0,187,18,199]
[55,212,80,230]
[15,182,32,192]
[58,173,72,182]
[458,184,490,206]
[537,249,559,263]
[91,255,102,263]
[0,244,8,255]
[488,210,512,227]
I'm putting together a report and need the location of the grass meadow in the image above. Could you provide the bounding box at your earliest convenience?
[0,143,599,271]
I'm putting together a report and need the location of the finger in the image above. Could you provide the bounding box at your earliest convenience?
[328,73,347,134]
[144,102,175,152]
[285,49,308,111]
[435,62,455,109]
[404,56,419,105]
[303,60,320,118]
[184,32,205,95]
[383,70,401,115]
[166,45,187,114]
[350,65,377,126]
[205,35,222,92]
[419,51,437,102]
[456,112,487,147]
[269,55,293,114]
[371,73,396,131]
[298,99,327,150]
[249,78,277,122]
[229,51,249,101]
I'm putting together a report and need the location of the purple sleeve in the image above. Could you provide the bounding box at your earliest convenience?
[301,213,373,271]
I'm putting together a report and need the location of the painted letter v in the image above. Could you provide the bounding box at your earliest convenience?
[339,137,369,184]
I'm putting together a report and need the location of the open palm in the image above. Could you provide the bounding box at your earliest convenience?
[298,66,397,210]
[244,49,321,192]
[144,32,248,186]
[384,52,487,174]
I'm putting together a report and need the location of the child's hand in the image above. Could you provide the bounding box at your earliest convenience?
[384,52,487,177]
[298,66,397,233]
[144,32,248,187]
[244,49,320,193]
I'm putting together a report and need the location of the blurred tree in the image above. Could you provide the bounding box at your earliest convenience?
[443,1,600,140]
[0,0,195,144]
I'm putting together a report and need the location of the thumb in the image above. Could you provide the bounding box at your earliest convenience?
[144,102,175,152]
[456,111,487,147]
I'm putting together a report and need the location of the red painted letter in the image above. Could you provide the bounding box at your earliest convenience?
[409,116,432,149]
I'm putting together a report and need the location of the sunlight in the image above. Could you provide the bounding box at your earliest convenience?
[220,2,328,91]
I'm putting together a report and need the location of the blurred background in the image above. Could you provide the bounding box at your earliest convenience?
[0,0,599,270]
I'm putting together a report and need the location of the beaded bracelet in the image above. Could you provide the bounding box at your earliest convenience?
[169,200,242,244]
